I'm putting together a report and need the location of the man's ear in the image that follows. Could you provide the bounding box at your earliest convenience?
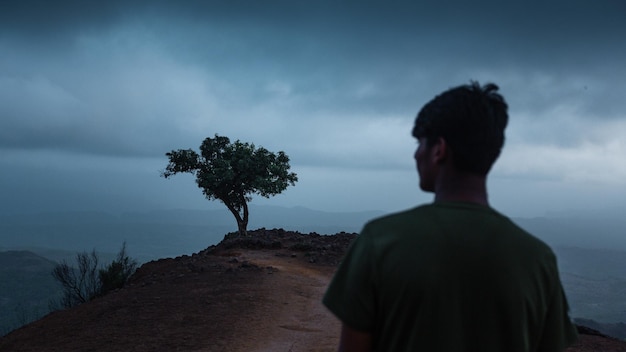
[431,137,448,165]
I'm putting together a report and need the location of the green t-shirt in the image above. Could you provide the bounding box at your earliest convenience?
[323,202,578,352]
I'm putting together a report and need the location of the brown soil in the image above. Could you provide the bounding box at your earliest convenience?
[0,229,624,351]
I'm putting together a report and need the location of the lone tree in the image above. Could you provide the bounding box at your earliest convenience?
[161,134,298,236]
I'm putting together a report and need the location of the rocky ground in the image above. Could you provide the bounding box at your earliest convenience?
[0,228,624,351]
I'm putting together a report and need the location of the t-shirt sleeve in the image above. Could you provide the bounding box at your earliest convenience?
[536,261,579,351]
[322,229,377,332]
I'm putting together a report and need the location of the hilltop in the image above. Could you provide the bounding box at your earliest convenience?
[0,229,624,351]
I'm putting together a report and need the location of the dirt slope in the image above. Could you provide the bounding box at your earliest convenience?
[0,229,624,351]
[0,230,348,352]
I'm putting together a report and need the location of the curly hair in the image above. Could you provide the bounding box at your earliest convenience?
[412,81,509,175]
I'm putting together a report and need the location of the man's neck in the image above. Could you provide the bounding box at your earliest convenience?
[433,173,489,206]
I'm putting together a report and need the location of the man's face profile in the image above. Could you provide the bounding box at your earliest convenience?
[414,137,436,192]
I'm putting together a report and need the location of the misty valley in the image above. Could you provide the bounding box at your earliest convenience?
[2,205,626,338]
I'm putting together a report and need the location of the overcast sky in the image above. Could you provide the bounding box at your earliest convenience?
[1,1,625,218]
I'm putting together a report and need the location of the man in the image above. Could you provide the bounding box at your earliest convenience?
[323,82,578,351]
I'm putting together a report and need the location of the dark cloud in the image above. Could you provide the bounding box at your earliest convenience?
[3,1,624,62]
[1,0,625,215]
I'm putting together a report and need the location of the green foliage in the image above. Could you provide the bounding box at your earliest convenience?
[99,242,137,296]
[162,134,298,235]
[51,243,137,309]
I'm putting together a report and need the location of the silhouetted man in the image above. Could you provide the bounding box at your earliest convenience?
[323,82,578,351]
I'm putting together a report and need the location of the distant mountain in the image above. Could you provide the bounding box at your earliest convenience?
[574,318,626,340]
[3,206,625,260]
[553,246,626,324]
[514,216,626,250]
[0,205,383,262]
[0,250,62,335]
[511,216,626,325]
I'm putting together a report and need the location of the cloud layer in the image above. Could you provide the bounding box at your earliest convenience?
[1,1,624,216]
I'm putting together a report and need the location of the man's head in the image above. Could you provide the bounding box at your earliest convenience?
[412,81,509,177]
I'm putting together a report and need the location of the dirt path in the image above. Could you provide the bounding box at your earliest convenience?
[0,246,343,352]
[223,250,341,352]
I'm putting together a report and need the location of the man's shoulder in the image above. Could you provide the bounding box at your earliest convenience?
[358,204,441,241]
[364,202,502,227]
[364,204,433,227]
[362,203,554,253]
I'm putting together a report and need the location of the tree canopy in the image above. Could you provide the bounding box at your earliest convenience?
[162,135,298,235]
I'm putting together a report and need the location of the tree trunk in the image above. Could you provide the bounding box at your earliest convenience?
[224,199,249,236]
[239,196,249,236]
[236,219,248,236]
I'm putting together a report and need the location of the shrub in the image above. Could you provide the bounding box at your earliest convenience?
[51,242,137,309]
[99,242,137,295]
[51,249,101,308]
